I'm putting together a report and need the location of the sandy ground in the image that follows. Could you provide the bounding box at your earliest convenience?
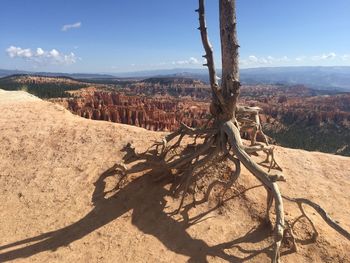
[0,89,39,103]
[0,90,349,263]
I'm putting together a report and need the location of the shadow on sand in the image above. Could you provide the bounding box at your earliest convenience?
[0,145,289,262]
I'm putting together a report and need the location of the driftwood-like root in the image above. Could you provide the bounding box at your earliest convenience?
[265,186,273,224]
[283,221,298,252]
[222,121,285,263]
[283,196,350,241]
[242,143,283,172]
[236,105,270,146]
[204,155,241,205]
[143,117,286,262]
[132,116,350,263]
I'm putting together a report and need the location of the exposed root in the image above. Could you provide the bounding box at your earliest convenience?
[263,146,283,172]
[283,221,298,253]
[140,118,285,263]
[236,105,270,146]
[240,142,283,172]
[174,149,220,213]
[283,195,350,241]
[265,186,273,224]
[126,114,350,263]
[204,155,241,205]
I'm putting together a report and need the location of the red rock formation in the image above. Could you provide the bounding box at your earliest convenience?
[51,83,350,141]
[61,91,209,132]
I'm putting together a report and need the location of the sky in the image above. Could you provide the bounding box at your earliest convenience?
[1,0,350,73]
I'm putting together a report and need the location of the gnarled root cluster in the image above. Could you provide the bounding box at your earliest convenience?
[131,118,350,263]
[236,105,282,172]
[143,119,285,262]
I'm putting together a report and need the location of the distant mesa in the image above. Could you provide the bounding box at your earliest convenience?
[2,66,350,91]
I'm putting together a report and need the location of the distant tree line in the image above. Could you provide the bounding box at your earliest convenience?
[265,123,350,156]
[0,78,85,99]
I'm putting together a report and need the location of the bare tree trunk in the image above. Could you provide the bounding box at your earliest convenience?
[219,0,240,121]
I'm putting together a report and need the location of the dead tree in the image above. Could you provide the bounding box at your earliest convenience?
[127,1,350,262]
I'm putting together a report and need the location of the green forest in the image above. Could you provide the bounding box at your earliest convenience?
[0,76,85,99]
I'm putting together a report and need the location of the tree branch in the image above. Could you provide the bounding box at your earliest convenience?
[197,0,226,110]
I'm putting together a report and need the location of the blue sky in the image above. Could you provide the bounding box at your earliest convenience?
[1,0,350,73]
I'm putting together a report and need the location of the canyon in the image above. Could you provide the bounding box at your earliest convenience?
[1,75,349,155]
[53,89,210,132]
[52,80,350,156]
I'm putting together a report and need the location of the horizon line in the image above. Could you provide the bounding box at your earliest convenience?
[2,65,350,76]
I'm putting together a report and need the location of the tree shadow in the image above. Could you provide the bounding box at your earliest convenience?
[0,144,293,262]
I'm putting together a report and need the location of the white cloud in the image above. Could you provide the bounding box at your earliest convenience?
[341,54,350,61]
[312,52,337,61]
[280,56,289,62]
[325,52,337,59]
[189,57,199,64]
[6,46,33,58]
[172,57,200,65]
[63,53,77,64]
[36,48,44,56]
[248,55,258,63]
[49,49,60,58]
[295,56,306,62]
[240,52,350,67]
[241,55,290,66]
[6,46,78,65]
[61,22,82,32]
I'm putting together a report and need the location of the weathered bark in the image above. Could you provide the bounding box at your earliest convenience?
[218,2,284,260]
[197,0,225,118]
[220,0,240,121]
[197,0,218,89]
